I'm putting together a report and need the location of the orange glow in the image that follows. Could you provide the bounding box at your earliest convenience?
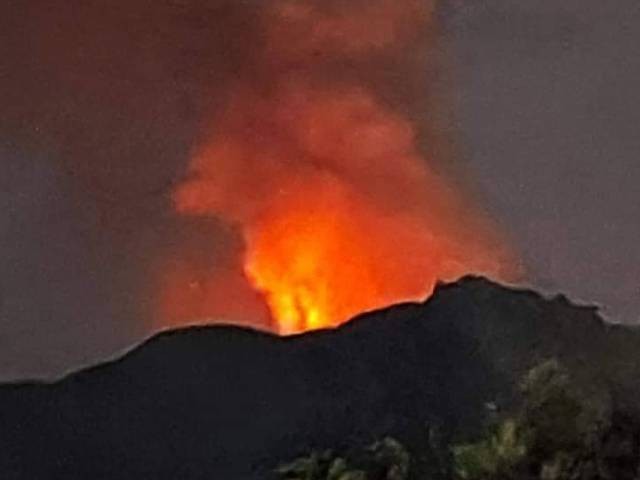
[240,175,511,334]
[169,85,517,334]
[243,187,388,334]
[162,0,519,334]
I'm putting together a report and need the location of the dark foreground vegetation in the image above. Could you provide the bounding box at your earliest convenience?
[275,359,640,480]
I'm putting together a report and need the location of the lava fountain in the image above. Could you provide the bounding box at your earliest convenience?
[164,0,519,334]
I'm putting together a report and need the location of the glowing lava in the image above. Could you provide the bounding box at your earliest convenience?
[170,85,517,334]
[240,174,509,334]
[163,0,519,334]
[243,184,388,334]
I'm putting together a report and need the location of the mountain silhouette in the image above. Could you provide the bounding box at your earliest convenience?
[2,276,639,479]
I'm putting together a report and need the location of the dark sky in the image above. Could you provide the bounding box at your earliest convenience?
[1,0,639,380]
[443,0,640,323]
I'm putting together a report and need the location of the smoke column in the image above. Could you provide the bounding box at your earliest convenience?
[163,0,520,333]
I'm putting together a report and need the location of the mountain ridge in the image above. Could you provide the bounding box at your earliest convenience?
[1,276,639,479]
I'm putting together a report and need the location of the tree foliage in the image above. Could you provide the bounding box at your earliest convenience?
[275,359,640,480]
[452,419,527,479]
[276,438,410,480]
[452,359,640,480]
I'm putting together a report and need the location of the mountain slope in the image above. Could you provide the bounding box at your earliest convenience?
[1,277,639,479]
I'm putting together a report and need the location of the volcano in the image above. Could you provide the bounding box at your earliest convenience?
[161,0,520,335]
[2,277,640,479]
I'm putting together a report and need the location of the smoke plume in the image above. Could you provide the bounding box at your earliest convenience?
[163,0,519,333]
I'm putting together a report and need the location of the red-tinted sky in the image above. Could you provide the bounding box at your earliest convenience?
[1,0,639,380]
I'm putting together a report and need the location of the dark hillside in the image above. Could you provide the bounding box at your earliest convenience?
[1,277,638,479]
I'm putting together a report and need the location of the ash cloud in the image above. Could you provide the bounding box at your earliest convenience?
[169,0,519,331]
[0,0,519,377]
[0,0,267,378]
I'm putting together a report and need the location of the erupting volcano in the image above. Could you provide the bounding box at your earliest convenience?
[162,0,519,334]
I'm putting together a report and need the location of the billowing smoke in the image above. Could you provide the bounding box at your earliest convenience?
[162,0,520,333]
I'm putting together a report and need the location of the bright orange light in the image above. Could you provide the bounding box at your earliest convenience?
[243,188,386,333]
[162,0,520,334]
[240,178,481,334]
[167,85,518,334]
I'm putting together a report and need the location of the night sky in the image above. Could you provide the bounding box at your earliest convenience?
[1,0,639,380]
[445,1,640,323]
